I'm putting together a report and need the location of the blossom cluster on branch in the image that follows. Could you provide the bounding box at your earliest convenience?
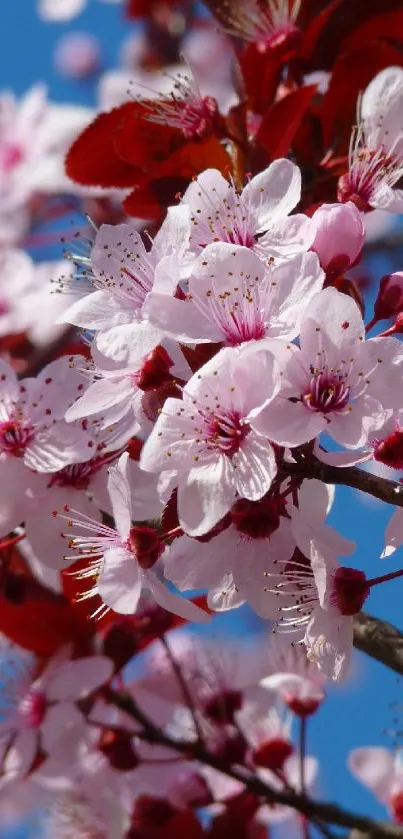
[1,0,403,837]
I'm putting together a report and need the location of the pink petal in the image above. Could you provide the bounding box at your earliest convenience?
[146,571,210,623]
[177,459,236,537]
[348,747,396,801]
[107,452,132,536]
[98,546,142,614]
[47,656,113,702]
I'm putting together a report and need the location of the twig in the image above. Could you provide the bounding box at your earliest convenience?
[283,455,403,509]
[160,635,204,743]
[107,688,403,839]
[354,612,403,677]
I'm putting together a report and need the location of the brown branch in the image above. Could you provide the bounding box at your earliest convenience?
[108,689,403,839]
[284,454,403,508]
[354,612,403,677]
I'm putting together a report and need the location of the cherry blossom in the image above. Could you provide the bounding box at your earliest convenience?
[0,355,96,535]
[164,477,352,619]
[59,209,190,363]
[0,644,113,783]
[0,251,76,345]
[252,287,403,450]
[349,747,403,823]
[56,452,210,621]
[64,339,190,432]
[213,0,301,54]
[38,0,122,23]
[180,159,313,266]
[260,634,327,716]
[145,243,324,346]
[140,344,280,536]
[0,85,95,246]
[338,67,403,213]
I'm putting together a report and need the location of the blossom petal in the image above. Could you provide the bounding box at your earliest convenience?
[146,571,211,623]
[47,656,113,701]
[98,546,142,614]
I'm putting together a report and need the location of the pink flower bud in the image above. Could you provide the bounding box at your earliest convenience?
[310,202,365,280]
[374,272,403,321]
[53,32,101,79]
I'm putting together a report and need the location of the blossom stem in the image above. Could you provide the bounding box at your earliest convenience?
[0,531,26,550]
[160,635,204,743]
[365,315,379,333]
[367,568,403,587]
[299,715,307,796]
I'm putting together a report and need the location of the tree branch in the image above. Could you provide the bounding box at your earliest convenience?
[284,455,403,508]
[354,612,403,676]
[108,689,403,839]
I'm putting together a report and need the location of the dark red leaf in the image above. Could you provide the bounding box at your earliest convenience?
[321,40,403,153]
[256,85,317,160]
[66,104,140,187]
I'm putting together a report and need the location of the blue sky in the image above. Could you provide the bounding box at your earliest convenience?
[0,2,402,835]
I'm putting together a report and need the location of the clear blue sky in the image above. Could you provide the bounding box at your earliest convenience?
[0,2,402,835]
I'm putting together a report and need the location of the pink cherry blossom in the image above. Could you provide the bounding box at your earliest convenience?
[338,67,403,213]
[211,0,301,53]
[140,345,280,536]
[53,32,101,79]
[0,85,95,246]
[145,243,324,346]
[349,747,403,823]
[64,339,189,432]
[165,476,353,621]
[59,209,190,363]
[0,644,113,784]
[22,410,137,570]
[0,251,77,345]
[181,159,313,265]
[260,634,327,715]
[0,355,97,535]
[252,287,403,450]
[310,202,365,280]
[56,452,210,621]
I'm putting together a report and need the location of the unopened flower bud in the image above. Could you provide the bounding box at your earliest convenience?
[53,32,101,79]
[311,202,365,280]
[374,429,403,469]
[253,736,293,771]
[99,728,139,771]
[374,272,403,321]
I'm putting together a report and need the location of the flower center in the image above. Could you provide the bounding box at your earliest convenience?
[18,689,47,728]
[391,791,403,824]
[180,95,218,139]
[331,567,370,616]
[128,526,163,569]
[338,146,400,212]
[231,493,285,539]
[0,141,24,172]
[205,411,249,456]
[0,419,34,456]
[302,371,350,414]
[225,225,257,248]
[373,430,403,469]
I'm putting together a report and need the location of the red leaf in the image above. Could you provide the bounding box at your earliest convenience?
[321,40,403,152]
[301,0,403,71]
[256,85,318,160]
[66,104,140,187]
[240,44,284,115]
[340,10,403,53]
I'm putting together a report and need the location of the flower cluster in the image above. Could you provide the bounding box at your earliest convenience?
[2,1,403,836]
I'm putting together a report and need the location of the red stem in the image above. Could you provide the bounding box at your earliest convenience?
[365,316,379,333]
[367,568,403,587]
